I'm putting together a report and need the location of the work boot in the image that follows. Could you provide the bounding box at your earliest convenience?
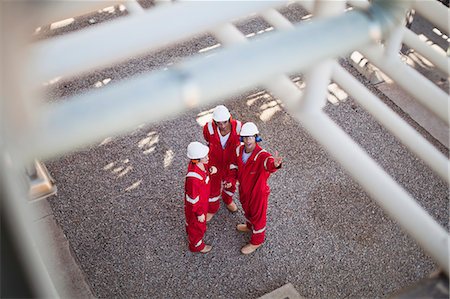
[200,244,212,254]
[236,223,250,232]
[206,213,214,222]
[226,202,238,212]
[241,243,261,255]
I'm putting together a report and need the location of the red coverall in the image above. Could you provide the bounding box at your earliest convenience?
[184,162,210,252]
[203,119,242,214]
[227,144,280,245]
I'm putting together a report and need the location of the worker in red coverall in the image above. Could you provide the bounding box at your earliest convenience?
[203,105,242,222]
[225,122,282,255]
[184,141,212,253]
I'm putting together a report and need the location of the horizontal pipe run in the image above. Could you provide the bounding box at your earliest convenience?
[295,110,449,275]
[412,0,450,36]
[332,63,450,183]
[211,14,304,114]
[30,1,285,83]
[211,20,303,108]
[403,28,450,75]
[30,9,377,160]
[361,46,449,125]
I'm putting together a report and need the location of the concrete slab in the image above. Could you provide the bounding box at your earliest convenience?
[259,283,305,299]
[32,201,95,299]
[376,81,449,148]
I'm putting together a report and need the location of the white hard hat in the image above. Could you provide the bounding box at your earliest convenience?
[212,105,231,122]
[240,122,259,136]
[187,142,209,159]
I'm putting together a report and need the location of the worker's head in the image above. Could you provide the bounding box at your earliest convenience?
[212,105,231,131]
[240,122,261,152]
[187,141,209,164]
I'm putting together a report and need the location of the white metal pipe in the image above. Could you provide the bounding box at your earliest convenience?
[258,10,305,110]
[212,23,247,45]
[348,0,449,75]
[30,10,378,160]
[212,11,306,130]
[361,45,449,125]
[260,9,294,30]
[296,0,315,14]
[298,0,345,111]
[403,28,450,75]
[262,1,450,273]
[347,0,370,10]
[332,62,450,183]
[412,0,450,36]
[30,1,286,83]
[300,61,334,111]
[311,0,346,18]
[384,25,405,60]
[125,0,145,14]
[295,110,449,275]
[211,14,304,116]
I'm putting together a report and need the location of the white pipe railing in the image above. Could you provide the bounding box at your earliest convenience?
[384,25,405,60]
[30,1,286,83]
[331,63,450,183]
[361,45,449,125]
[298,0,345,112]
[125,0,145,14]
[412,0,450,36]
[262,0,450,275]
[30,9,377,161]
[403,28,450,74]
[348,0,449,74]
[2,0,449,296]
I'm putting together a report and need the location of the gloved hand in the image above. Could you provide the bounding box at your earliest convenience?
[197,214,206,223]
[209,166,218,174]
[222,181,232,189]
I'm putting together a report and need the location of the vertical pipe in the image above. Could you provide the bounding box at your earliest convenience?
[211,13,303,114]
[125,0,144,14]
[299,0,345,112]
[384,25,405,60]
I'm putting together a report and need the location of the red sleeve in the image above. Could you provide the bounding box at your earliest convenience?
[262,153,281,174]
[225,148,238,185]
[185,178,204,216]
[203,124,210,144]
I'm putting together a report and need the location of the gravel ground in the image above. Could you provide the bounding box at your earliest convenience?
[38,2,449,298]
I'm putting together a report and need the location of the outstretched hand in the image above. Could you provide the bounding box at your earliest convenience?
[273,151,283,168]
